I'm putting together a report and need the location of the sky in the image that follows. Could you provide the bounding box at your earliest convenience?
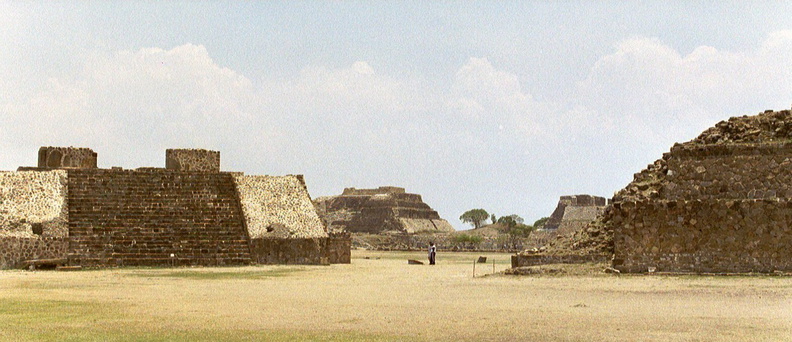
[1,1,791,229]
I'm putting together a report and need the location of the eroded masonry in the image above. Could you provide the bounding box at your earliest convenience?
[314,187,455,234]
[0,147,350,268]
[543,195,607,235]
[516,108,792,273]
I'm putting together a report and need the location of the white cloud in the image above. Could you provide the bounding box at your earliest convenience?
[252,60,441,183]
[577,32,792,145]
[1,44,261,169]
[260,60,432,120]
[449,57,549,137]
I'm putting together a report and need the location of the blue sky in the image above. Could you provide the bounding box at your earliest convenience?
[2,1,791,229]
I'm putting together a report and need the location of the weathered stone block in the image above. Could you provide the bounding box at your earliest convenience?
[37,146,97,169]
[165,149,220,172]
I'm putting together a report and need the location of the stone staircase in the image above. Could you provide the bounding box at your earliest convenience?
[67,169,252,267]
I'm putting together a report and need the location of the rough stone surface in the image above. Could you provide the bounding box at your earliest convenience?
[534,108,792,273]
[166,149,220,172]
[0,170,69,238]
[234,175,327,239]
[342,187,406,196]
[511,253,609,268]
[543,195,607,235]
[314,187,455,234]
[327,232,352,264]
[1,148,351,268]
[249,238,326,265]
[37,146,97,169]
[612,199,792,273]
[67,169,252,267]
[0,236,68,269]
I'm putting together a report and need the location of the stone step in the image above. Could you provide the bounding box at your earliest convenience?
[66,169,251,267]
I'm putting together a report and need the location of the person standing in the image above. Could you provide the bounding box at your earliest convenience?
[428,242,436,265]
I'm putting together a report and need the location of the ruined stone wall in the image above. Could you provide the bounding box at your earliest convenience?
[327,232,351,264]
[233,175,327,239]
[0,170,68,238]
[511,253,610,268]
[612,138,792,273]
[397,218,455,233]
[1,146,351,268]
[0,169,67,268]
[661,143,792,200]
[37,147,97,169]
[166,149,220,172]
[556,206,606,236]
[0,236,68,269]
[67,169,251,267]
[532,108,792,273]
[544,195,606,231]
[613,199,792,273]
[342,186,405,196]
[249,238,326,264]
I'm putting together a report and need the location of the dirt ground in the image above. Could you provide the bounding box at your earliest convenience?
[2,250,791,341]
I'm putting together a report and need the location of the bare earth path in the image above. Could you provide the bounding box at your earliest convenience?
[2,250,791,341]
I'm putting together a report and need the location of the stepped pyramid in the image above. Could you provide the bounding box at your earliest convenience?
[314,187,455,234]
[0,147,350,268]
[536,107,792,273]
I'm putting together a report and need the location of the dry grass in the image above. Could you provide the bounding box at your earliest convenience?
[1,250,791,341]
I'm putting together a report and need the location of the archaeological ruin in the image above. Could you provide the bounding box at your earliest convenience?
[0,147,350,269]
[313,186,455,234]
[515,108,792,274]
[543,195,607,235]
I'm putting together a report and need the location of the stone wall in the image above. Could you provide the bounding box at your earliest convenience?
[613,199,792,273]
[612,133,792,273]
[165,149,220,172]
[661,143,792,200]
[37,146,97,169]
[249,238,326,264]
[0,170,69,238]
[0,236,68,269]
[1,147,351,268]
[67,169,251,267]
[397,218,455,233]
[511,253,610,268]
[519,108,792,274]
[233,175,327,239]
[544,194,606,232]
[342,186,405,196]
[327,232,351,264]
[557,206,606,236]
[352,233,530,252]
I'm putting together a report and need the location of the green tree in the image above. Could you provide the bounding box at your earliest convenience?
[497,214,524,227]
[460,209,489,229]
[452,234,469,244]
[533,217,550,230]
[452,233,483,249]
[490,214,497,225]
[469,234,483,247]
[505,223,534,250]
